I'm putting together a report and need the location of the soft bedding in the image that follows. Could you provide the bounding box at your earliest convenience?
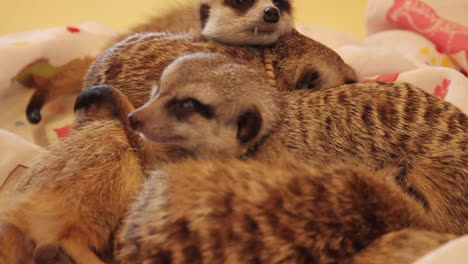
[0,0,467,262]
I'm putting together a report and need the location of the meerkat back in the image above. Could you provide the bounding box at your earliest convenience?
[257,81,468,234]
[115,157,441,263]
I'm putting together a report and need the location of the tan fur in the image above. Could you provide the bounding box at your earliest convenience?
[128,53,467,235]
[85,30,356,108]
[5,78,464,262]
[129,52,280,156]
[8,3,461,262]
[257,82,468,235]
[201,0,294,45]
[348,229,456,264]
[0,120,171,264]
[115,157,449,263]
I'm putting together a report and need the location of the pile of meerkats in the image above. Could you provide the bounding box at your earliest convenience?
[1,0,467,263]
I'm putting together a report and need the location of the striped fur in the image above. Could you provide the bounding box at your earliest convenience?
[115,158,453,264]
[254,81,468,235]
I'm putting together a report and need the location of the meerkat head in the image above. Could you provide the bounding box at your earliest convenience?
[200,0,294,46]
[128,52,279,157]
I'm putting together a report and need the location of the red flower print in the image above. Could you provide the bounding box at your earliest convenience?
[66,26,80,33]
[53,125,72,140]
[434,79,451,99]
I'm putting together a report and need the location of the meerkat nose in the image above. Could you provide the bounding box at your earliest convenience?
[263,7,280,23]
[128,113,143,131]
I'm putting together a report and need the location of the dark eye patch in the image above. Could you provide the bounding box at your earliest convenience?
[296,69,321,91]
[344,78,357,84]
[273,0,291,13]
[224,0,254,13]
[200,3,210,29]
[166,98,214,120]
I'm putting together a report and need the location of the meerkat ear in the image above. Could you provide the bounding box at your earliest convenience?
[296,69,321,91]
[237,106,262,144]
[150,82,161,98]
[200,3,211,29]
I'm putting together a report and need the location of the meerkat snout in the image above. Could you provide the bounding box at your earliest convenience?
[200,0,294,46]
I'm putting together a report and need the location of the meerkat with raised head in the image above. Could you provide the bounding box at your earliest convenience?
[199,0,294,46]
[25,0,356,123]
[129,52,468,235]
[115,157,455,263]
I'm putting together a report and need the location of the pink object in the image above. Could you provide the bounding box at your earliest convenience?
[433,78,451,99]
[362,72,400,83]
[53,125,72,140]
[387,0,468,59]
[66,26,80,33]
[375,72,400,82]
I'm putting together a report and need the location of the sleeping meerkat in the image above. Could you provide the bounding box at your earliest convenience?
[0,88,191,264]
[128,52,280,156]
[115,157,454,263]
[199,0,294,46]
[129,52,468,235]
[85,31,356,108]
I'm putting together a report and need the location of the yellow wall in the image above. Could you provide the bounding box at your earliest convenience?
[1,0,367,36]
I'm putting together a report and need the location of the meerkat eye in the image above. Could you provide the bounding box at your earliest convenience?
[272,0,291,12]
[273,0,282,7]
[229,0,253,8]
[166,98,215,120]
[181,98,197,109]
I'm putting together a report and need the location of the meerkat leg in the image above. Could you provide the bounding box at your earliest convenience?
[59,239,104,264]
[0,224,34,264]
[348,228,456,264]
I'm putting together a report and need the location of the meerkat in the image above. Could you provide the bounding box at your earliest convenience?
[3,78,458,263]
[128,52,468,235]
[114,157,455,263]
[25,0,356,123]
[0,104,187,264]
[199,0,294,46]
